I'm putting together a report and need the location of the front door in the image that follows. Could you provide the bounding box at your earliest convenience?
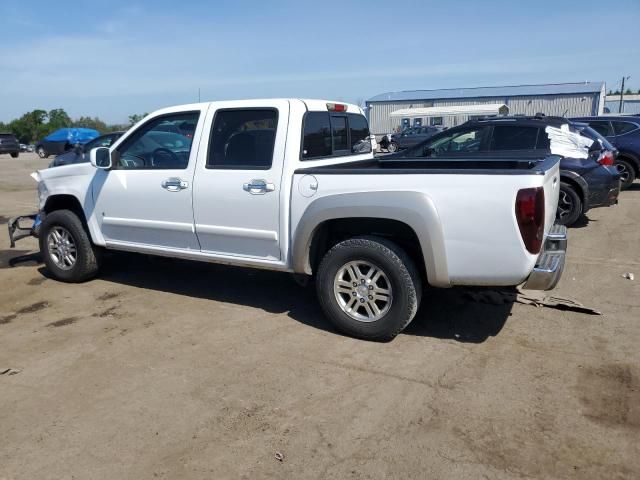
[192,100,289,260]
[92,110,205,251]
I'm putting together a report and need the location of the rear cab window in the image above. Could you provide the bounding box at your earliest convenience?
[301,108,371,160]
[490,125,538,150]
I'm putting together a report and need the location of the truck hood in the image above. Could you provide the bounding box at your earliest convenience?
[34,162,96,182]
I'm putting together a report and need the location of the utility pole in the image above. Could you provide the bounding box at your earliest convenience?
[619,76,630,113]
[198,88,201,103]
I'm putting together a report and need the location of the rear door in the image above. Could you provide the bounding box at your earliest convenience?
[586,120,616,142]
[192,100,289,260]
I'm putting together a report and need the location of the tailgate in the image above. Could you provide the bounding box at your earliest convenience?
[541,157,561,238]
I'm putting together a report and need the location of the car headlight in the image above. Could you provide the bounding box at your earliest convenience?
[37,181,48,210]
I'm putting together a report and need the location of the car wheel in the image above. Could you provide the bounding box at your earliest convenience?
[556,182,582,226]
[37,146,48,158]
[387,141,399,153]
[39,209,102,283]
[615,158,636,190]
[10,152,19,158]
[316,236,422,341]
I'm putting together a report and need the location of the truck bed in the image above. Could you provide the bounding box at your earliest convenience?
[295,155,560,176]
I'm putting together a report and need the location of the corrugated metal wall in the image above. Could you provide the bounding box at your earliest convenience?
[367,93,600,135]
[604,100,640,115]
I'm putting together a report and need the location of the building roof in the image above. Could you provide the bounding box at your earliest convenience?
[367,82,605,103]
[390,104,508,117]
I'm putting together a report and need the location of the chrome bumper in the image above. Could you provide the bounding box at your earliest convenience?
[522,224,567,291]
[8,213,40,248]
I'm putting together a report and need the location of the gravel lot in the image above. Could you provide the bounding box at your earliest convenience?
[1,152,639,479]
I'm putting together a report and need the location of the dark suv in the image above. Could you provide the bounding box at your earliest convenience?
[0,133,20,158]
[386,126,442,152]
[391,116,621,226]
[570,116,640,189]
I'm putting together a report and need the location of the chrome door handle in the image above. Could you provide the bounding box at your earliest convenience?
[243,179,275,195]
[161,177,188,192]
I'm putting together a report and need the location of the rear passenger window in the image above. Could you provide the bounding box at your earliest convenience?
[301,111,371,160]
[207,109,277,169]
[612,121,638,135]
[587,121,613,137]
[348,113,371,154]
[491,126,538,150]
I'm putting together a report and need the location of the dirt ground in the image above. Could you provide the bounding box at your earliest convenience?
[1,153,639,480]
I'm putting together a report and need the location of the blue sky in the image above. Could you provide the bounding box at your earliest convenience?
[1,0,639,124]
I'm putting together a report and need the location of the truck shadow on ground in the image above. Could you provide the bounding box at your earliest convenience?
[55,252,511,344]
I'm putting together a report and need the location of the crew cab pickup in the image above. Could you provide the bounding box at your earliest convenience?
[8,99,567,340]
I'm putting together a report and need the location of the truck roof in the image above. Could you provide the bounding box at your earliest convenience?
[146,99,364,120]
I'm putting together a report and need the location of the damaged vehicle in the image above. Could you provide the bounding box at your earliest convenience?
[9,99,566,341]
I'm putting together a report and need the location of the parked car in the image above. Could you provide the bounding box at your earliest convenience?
[49,132,125,167]
[0,133,20,158]
[570,115,640,190]
[20,143,28,152]
[392,116,620,226]
[35,128,100,159]
[9,99,565,341]
[386,126,442,152]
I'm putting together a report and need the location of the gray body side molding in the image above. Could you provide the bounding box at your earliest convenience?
[291,191,450,287]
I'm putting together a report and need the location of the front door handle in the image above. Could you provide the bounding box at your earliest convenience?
[161,177,189,192]
[243,179,275,195]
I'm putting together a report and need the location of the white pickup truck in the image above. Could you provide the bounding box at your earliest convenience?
[9,99,567,340]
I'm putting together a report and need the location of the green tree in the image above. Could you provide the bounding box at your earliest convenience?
[625,88,633,95]
[48,109,72,130]
[9,110,49,143]
[128,113,148,126]
[73,116,108,132]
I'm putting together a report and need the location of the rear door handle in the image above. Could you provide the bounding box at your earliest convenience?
[243,179,275,195]
[161,177,188,192]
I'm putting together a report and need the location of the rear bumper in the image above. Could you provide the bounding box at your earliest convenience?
[0,145,20,154]
[7,214,40,248]
[585,167,621,209]
[522,224,567,291]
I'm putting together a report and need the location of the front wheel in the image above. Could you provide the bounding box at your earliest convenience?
[37,146,48,158]
[615,158,636,190]
[39,209,101,282]
[316,236,422,341]
[556,182,582,226]
[387,141,399,153]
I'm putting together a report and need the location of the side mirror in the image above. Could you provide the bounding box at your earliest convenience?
[90,147,112,169]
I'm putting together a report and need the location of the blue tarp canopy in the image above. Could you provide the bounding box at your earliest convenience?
[44,128,100,144]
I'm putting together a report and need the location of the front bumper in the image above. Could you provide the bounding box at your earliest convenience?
[8,213,40,248]
[522,224,567,291]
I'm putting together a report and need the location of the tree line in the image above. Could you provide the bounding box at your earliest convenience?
[0,109,148,144]
[608,89,640,96]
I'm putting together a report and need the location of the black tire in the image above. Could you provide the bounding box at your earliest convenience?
[556,182,582,226]
[37,146,48,158]
[615,158,636,190]
[316,236,422,341]
[10,152,19,158]
[39,209,101,282]
[387,141,399,153]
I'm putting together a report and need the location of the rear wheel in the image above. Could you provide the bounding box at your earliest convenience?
[316,236,422,341]
[37,146,48,158]
[615,158,636,190]
[39,210,101,282]
[10,152,18,158]
[556,182,582,226]
[387,141,399,153]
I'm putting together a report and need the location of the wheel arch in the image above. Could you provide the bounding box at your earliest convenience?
[42,194,100,244]
[617,150,640,176]
[291,191,450,287]
[559,171,589,213]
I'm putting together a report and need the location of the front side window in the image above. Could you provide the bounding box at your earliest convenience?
[117,112,198,169]
[490,126,538,150]
[612,121,638,135]
[587,121,613,137]
[207,109,277,169]
[425,127,489,155]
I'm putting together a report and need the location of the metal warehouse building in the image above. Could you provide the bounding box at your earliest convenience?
[366,81,606,136]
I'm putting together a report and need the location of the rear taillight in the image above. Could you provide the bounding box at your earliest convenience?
[597,150,615,166]
[515,187,545,254]
[326,102,347,112]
